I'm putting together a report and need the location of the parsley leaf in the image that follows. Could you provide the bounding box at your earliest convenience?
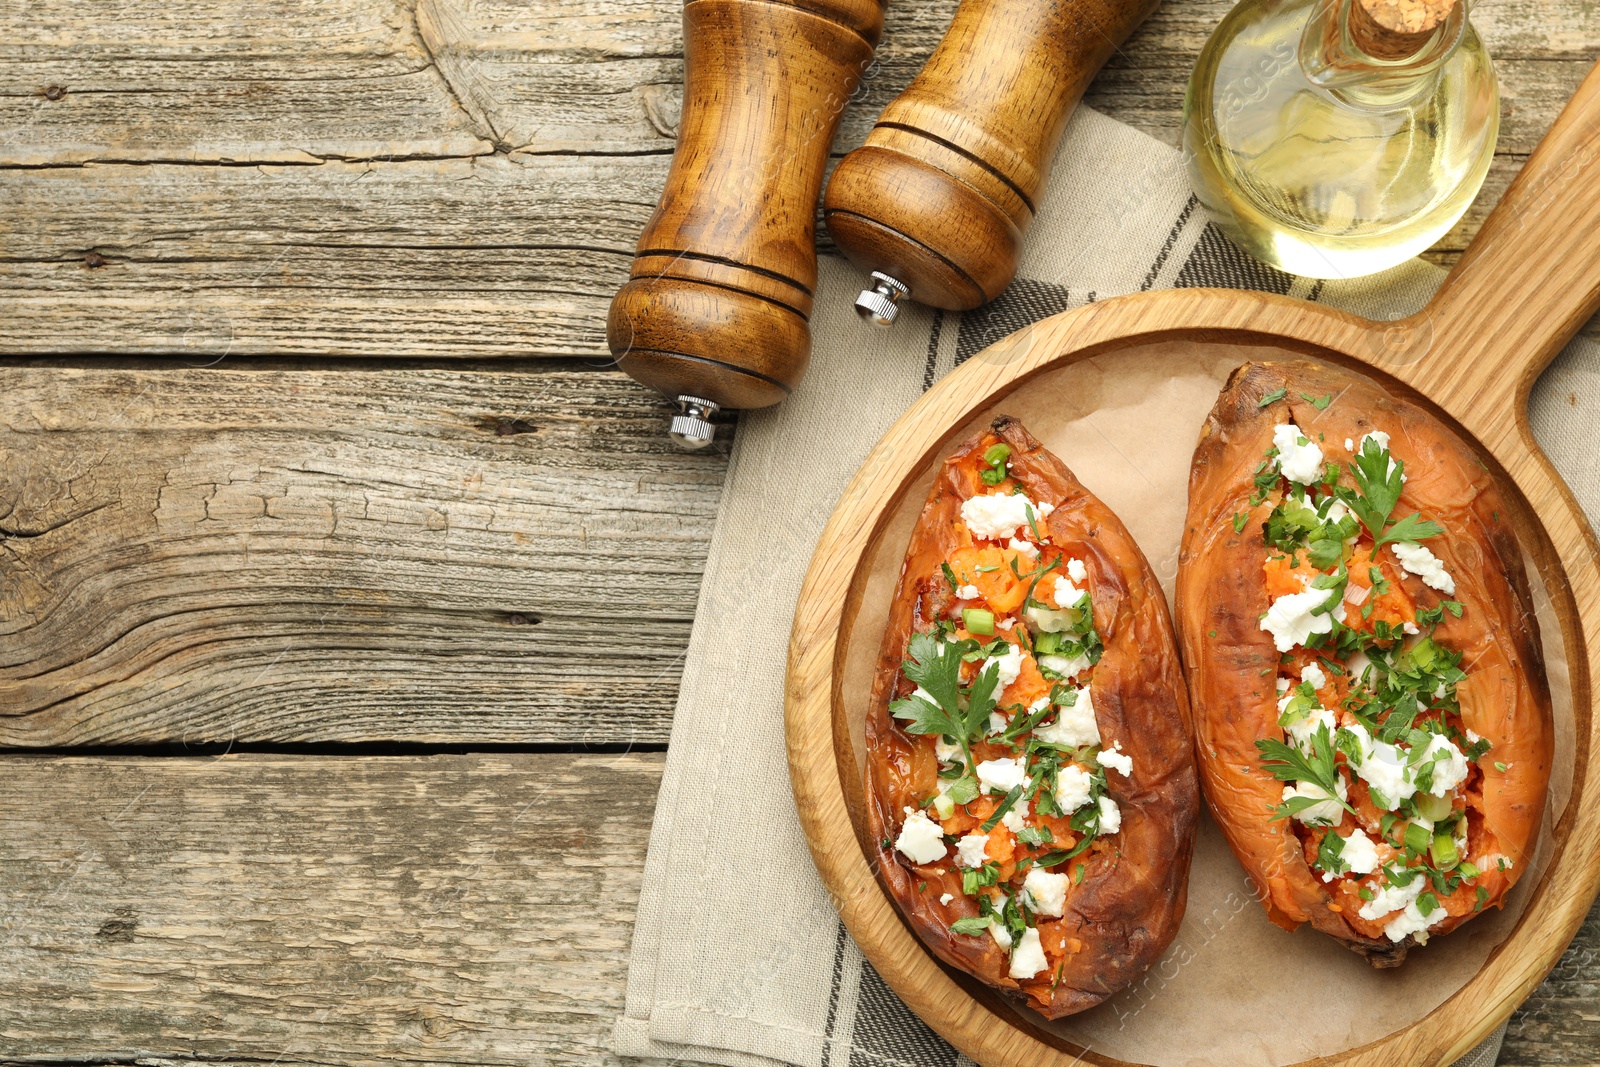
[900,632,962,726]
[1348,436,1404,539]
[1301,392,1333,411]
[1374,512,1445,548]
[1315,829,1349,875]
[950,916,992,935]
[1256,723,1357,819]
[1258,387,1288,408]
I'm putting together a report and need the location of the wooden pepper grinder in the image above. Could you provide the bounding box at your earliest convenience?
[607,0,884,447]
[825,0,1158,324]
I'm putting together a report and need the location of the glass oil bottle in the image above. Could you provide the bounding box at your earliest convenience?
[1183,0,1498,278]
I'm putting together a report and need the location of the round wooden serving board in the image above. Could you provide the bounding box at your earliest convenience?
[786,58,1600,1067]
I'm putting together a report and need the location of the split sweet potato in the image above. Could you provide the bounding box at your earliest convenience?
[865,415,1199,1017]
[1177,361,1552,965]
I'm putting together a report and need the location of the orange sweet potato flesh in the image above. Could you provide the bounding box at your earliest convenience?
[1177,361,1553,966]
[864,416,1199,1018]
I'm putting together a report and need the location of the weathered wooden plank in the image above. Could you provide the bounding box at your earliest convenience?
[0,751,668,1066]
[2,0,1596,356]
[0,750,1590,1067]
[0,363,726,746]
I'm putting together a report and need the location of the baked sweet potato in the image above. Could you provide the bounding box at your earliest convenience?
[1177,361,1553,966]
[865,416,1199,1018]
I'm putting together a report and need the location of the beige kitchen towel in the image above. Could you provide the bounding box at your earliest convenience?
[613,105,1597,1067]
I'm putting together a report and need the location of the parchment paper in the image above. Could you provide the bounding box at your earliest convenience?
[838,339,1576,1067]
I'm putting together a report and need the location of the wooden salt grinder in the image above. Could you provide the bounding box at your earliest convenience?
[606,0,884,448]
[824,0,1158,324]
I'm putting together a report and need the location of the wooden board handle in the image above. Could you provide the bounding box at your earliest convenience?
[823,0,1158,312]
[1400,57,1600,419]
[607,0,883,417]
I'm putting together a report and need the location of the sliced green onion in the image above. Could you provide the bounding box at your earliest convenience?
[1414,792,1453,822]
[1403,821,1431,856]
[1430,832,1459,871]
[983,444,1011,467]
[962,608,995,636]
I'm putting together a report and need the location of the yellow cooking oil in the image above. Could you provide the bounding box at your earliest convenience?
[1183,0,1498,279]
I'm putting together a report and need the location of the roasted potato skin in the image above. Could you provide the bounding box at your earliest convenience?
[1176,361,1553,965]
[864,416,1199,1018]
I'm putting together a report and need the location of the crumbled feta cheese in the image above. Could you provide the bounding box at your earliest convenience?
[1343,724,1415,809]
[1273,423,1325,484]
[1358,870,1422,922]
[960,492,1050,540]
[997,618,1015,630]
[1324,498,1351,525]
[1390,541,1456,595]
[1344,438,1355,451]
[895,807,948,864]
[934,735,962,764]
[988,711,1008,736]
[1340,829,1382,876]
[1402,621,1420,635]
[1260,586,1338,651]
[1034,688,1099,747]
[1001,806,1028,834]
[1383,901,1446,943]
[1284,707,1337,752]
[939,892,954,906]
[984,644,1025,690]
[1055,765,1095,813]
[1066,558,1088,582]
[988,919,1014,951]
[1360,870,1446,942]
[955,833,990,868]
[1097,795,1122,834]
[1008,926,1047,979]
[1282,777,1347,825]
[1276,676,1292,693]
[976,757,1028,795]
[1008,537,1040,560]
[1419,734,1469,796]
[956,584,982,600]
[1037,650,1093,681]
[1099,742,1133,777]
[1300,662,1328,691]
[1022,868,1068,918]
[1052,576,1087,609]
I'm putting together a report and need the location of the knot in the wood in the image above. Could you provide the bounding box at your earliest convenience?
[39,84,67,101]
[82,252,107,269]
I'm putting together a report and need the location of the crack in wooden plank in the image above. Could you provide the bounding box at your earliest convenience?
[409,0,509,153]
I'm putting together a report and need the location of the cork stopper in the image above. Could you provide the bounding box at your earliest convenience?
[1348,0,1457,60]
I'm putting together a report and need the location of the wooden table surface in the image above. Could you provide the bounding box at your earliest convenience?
[2,1,1598,1064]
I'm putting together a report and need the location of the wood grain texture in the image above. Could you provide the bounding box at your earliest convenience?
[2,0,1597,355]
[0,362,726,746]
[0,750,670,1066]
[0,746,1589,1067]
[786,59,1600,1067]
